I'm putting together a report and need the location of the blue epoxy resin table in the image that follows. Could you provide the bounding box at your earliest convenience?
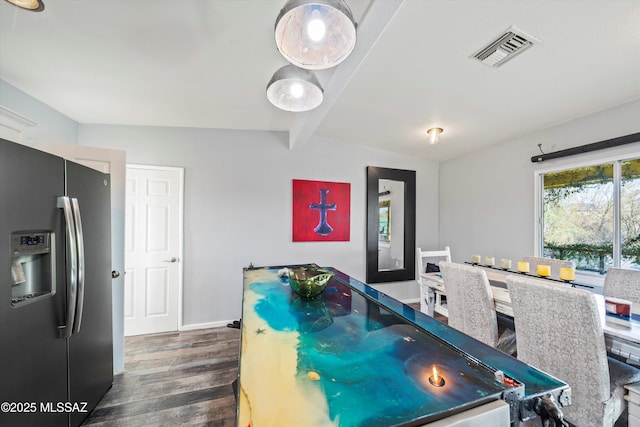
[237,266,570,427]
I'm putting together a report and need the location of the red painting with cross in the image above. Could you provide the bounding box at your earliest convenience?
[292,179,350,242]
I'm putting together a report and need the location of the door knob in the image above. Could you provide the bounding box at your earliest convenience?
[163,257,178,263]
[111,270,120,278]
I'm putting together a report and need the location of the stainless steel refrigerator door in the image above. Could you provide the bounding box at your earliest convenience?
[0,139,68,426]
[65,161,113,427]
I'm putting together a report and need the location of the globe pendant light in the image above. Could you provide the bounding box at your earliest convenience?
[267,65,324,112]
[275,0,356,70]
[3,0,44,11]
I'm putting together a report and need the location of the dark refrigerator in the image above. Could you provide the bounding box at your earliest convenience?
[0,138,113,426]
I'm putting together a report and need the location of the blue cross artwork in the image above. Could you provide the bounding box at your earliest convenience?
[292,179,350,242]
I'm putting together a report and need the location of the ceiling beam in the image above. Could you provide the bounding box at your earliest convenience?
[288,0,405,151]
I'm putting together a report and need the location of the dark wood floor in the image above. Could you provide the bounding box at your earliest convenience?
[77,308,494,426]
[76,306,568,427]
[82,327,241,426]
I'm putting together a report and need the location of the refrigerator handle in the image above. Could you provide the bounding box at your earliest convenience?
[71,198,85,334]
[57,196,77,339]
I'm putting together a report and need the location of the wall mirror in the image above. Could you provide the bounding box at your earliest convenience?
[366,166,416,283]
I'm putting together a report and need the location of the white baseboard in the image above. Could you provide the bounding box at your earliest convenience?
[180,320,233,331]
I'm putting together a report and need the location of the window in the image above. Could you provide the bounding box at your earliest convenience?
[539,157,640,274]
[621,158,640,269]
[378,200,390,242]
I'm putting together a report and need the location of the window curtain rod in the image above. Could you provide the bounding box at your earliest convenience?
[531,132,640,163]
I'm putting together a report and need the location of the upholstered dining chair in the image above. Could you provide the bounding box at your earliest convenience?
[604,267,640,303]
[416,247,451,315]
[507,275,640,427]
[439,261,515,354]
[522,256,574,280]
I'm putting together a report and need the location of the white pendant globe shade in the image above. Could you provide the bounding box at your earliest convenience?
[275,0,356,70]
[267,65,324,112]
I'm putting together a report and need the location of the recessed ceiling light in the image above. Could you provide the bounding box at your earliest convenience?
[4,0,44,11]
[427,128,443,144]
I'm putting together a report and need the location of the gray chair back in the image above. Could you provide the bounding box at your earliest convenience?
[604,267,640,303]
[439,261,499,347]
[507,275,613,427]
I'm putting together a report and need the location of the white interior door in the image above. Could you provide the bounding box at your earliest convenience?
[36,141,127,374]
[125,165,183,336]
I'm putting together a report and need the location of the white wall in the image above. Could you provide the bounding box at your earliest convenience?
[0,80,78,146]
[439,98,640,265]
[79,125,439,326]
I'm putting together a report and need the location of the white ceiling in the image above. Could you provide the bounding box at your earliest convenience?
[1,0,640,161]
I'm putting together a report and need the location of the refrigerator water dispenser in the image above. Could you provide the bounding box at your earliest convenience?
[10,231,56,306]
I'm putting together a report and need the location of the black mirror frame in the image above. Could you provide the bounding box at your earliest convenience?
[366,166,416,283]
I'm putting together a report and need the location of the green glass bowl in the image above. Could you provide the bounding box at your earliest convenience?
[288,266,333,299]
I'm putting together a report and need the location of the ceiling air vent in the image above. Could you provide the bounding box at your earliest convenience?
[471,26,538,67]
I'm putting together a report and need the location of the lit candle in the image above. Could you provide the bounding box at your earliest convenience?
[428,365,445,387]
[517,261,530,273]
[471,254,481,264]
[559,267,575,282]
[500,259,512,270]
[537,264,551,277]
[485,256,495,267]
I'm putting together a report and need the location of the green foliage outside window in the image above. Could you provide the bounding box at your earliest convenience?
[379,200,390,242]
[542,159,640,273]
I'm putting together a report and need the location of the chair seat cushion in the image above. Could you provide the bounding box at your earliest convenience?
[606,356,640,425]
[609,356,640,392]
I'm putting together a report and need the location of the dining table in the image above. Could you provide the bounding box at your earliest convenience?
[420,265,640,364]
[237,264,570,427]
